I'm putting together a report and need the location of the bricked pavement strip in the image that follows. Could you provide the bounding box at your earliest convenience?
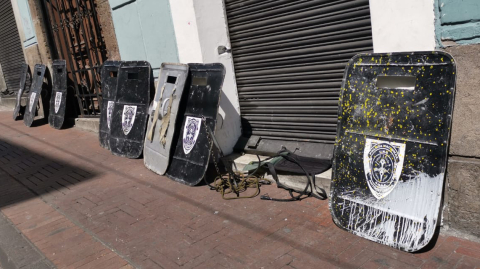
[0,112,479,269]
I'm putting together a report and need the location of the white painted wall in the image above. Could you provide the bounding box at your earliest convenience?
[169,0,203,63]
[369,0,436,53]
[187,0,242,155]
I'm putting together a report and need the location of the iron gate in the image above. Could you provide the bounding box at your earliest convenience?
[42,0,107,117]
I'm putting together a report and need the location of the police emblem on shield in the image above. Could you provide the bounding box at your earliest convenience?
[54,92,62,113]
[121,105,137,135]
[107,101,114,129]
[183,116,201,155]
[363,139,406,199]
[29,92,36,112]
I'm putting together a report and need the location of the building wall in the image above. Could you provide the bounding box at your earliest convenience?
[435,0,480,46]
[369,0,436,53]
[168,0,202,63]
[369,0,480,240]
[109,0,179,78]
[11,0,52,72]
[96,0,120,60]
[11,0,120,74]
[191,0,242,155]
[167,0,241,154]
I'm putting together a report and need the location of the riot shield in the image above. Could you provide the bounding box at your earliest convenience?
[166,63,225,186]
[329,52,456,252]
[48,60,67,129]
[13,63,29,120]
[24,64,46,127]
[99,61,122,150]
[109,61,151,159]
[144,63,189,175]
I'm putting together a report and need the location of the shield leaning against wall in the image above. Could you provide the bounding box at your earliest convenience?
[329,52,456,252]
[144,63,189,176]
[48,60,67,129]
[13,63,29,120]
[24,64,46,127]
[109,61,151,159]
[99,61,122,150]
[165,63,225,186]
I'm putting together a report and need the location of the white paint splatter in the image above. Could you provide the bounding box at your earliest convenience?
[339,172,443,252]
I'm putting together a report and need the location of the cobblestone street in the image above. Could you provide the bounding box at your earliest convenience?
[0,111,479,268]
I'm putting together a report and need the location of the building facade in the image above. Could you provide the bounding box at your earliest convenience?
[1,0,479,239]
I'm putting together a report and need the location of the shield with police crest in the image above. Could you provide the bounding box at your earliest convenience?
[166,63,225,186]
[183,116,201,154]
[54,92,62,113]
[109,61,151,159]
[122,105,137,135]
[364,139,405,199]
[329,52,457,252]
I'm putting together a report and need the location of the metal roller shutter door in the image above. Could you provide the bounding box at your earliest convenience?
[0,0,25,94]
[225,0,373,158]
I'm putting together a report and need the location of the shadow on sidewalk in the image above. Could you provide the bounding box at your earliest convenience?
[0,138,98,209]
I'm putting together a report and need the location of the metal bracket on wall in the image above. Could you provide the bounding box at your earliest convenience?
[217,46,232,55]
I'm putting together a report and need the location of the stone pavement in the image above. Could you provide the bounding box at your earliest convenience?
[0,111,479,269]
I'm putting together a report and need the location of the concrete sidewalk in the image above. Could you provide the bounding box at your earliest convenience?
[0,111,479,269]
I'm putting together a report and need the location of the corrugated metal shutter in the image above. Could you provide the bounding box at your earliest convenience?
[0,0,25,93]
[225,0,373,157]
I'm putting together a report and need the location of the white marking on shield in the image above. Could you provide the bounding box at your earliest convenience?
[183,116,202,155]
[29,92,37,112]
[107,101,114,129]
[363,138,406,199]
[54,92,62,113]
[121,105,137,135]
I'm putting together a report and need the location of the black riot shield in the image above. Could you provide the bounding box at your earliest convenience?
[13,63,29,120]
[99,61,122,150]
[166,63,225,186]
[144,63,189,175]
[109,61,151,158]
[48,60,67,129]
[329,52,456,252]
[24,64,46,127]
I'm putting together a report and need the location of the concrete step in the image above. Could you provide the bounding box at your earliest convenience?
[75,118,99,133]
[0,96,27,111]
[225,153,332,197]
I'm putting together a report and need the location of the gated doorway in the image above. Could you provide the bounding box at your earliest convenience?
[42,0,107,117]
[224,0,374,157]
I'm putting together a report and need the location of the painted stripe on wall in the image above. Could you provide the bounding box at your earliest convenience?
[169,0,203,63]
[110,0,179,77]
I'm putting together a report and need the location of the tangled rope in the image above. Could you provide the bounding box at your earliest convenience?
[211,172,262,200]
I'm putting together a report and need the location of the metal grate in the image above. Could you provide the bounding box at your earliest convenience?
[0,0,26,95]
[42,0,107,117]
[225,0,374,153]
